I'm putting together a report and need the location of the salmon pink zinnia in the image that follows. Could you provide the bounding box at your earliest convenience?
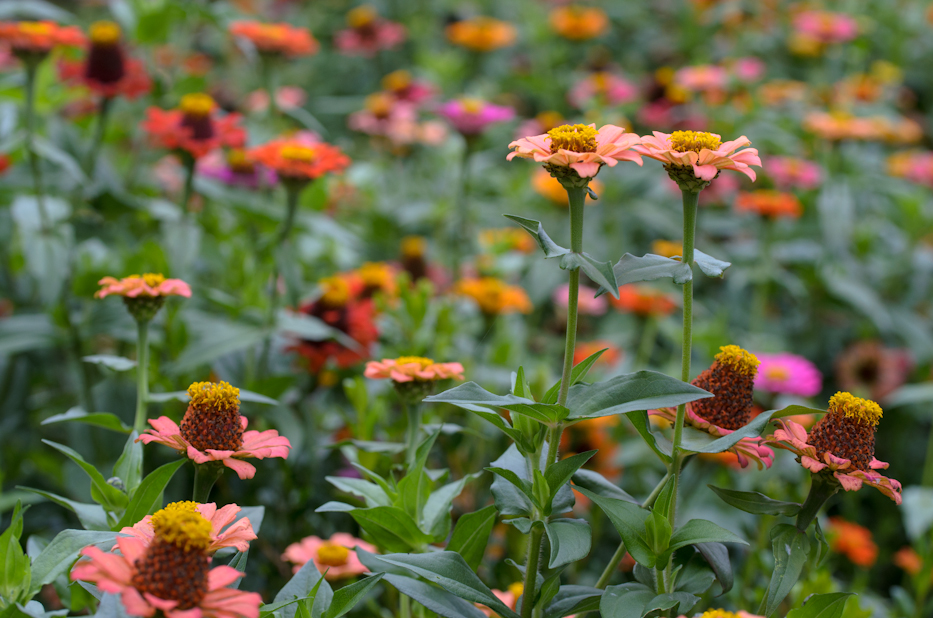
[282,533,376,580]
[365,357,465,383]
[634,130,761,191]
[508,123,642,182]
[122,501,257,555]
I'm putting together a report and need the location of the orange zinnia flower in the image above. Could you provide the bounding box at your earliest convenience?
[549,6,609,41]
[735,190,803,219]
[142,94,246,159]
[573,340,622,367]
[611,284,676,317]
[0,20,83,57]
[229,21,318,57]
[455,277,532,316]
[249,137,350,183]
[479,228,537,254]
[446,17,516,52]
[364,357,465,383]
[58,21,151,100]
[826,517,878,568]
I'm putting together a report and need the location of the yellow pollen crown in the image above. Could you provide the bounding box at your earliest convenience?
[382,70,412,92]
[459,98,485,114]
[547,124,598,154]
[281,145,316,163]
[18,22,53,36]
[507,582,524,598]
[347,5,378,28]
[401,235,426,258]
[317,542,350,566]
[179,93,215,117]
[669,130,722,153]
[365,93,394,117]
[90,21,121,45]
[698,611,739,618]
[829,391,883,426]
[141,273,166,286]
[715,345,760,376]
[320,276,351,307]
[187,380,240,413]
[358,262,392,286]
[395,356,434,369]
[151,505,212,551]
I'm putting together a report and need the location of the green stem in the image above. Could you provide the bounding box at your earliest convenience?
[634,316,659,368]
[400,593,411,618]
[795,474,837,531]
[922,421,933,487]
[23,63,50,232]
[404,399,421,469]
[133,320,150,434]
[179,152,196,213]
[86,96,113,178]
[451,141,473,277]
[520,526,545,618]
[192,462,224,503]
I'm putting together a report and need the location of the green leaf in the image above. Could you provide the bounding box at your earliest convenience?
[0,502,30,606]
[348,507,433,553]
[544,586,602,618]
[666,520,747,555]
[624,411,673,463]
[423,474,479,540]
[16,488,108,531]
[425,382,568,424]
[373,552,521,618]
[674,553,716,595]
[611,254,692,287]
[786,593,854,618]
[115,459,186,529]
[544,451,596,498]
[272,558,333,618]
[544,518,591,568]
[40,409,131,434]
[708,486,801,517]
[575,488,655,567]
[559,253,620,299]
[81,355,136,372]
[645,510,673,560]
[321,573,384,618]
[325,477,391,508]
[600,583,697,618]
[489,447,574,518]
[42,441,127,511]
[486,468,537,509]
[29,530,116,596]
[565,371,712,421]
[570,470,637,504]
[679,411,775,454]
[380,574,488,618]
[113,433,143,495]
[542,349,607,404]
[447,505,497,571]
[764,524,811,617]
[769,405,826,420]
[503,215,570,258]
[693,250,731,278]
[695,543,733,594]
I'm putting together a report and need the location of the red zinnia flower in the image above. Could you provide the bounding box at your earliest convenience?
[229,21,318,57]
[142,94,246,159]
[0,20,83,58]
[57,21,150,99]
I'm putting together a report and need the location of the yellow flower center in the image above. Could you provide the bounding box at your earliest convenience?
[715,345,760,376]
[507,582,524,599]
[179,93,215,117]
[669,130,722,153]
[347,5,378,28]
[395,356,434,369]
[547,124,598,154]
[401,235,426,258]
[365,93,394,118]
[18,22,53,37]
[137,273,166,287]
[698,611,739,618]
[460,98,485,114]
[151,505,212,551]
[187,381,241,413]
[281,145,316,163]
[89,21,121,45]
[320,276,351,307]
[316,542,350,566]
[651,240,682,258]
[829,391,883,426]
[226,149,254,173]
[765,365,791,381]
[358,262,392,287]
[382,70,412,92]
[258,24,287,40]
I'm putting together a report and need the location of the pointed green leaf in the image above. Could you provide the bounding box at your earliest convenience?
[348,506,433,553]
[542,349,607,404]
[544,518,591,568]
[447,505,498,571]
[679,411,774,454]
[42,441,127,511]
[565,371,712,421]
[16,488,108,531]
[764,524,811,616]
[41,409,131,434]
[611,253,692,287]
[694,250,731,278]
[503,215,570,258]
[559,253,620,299]
[575,488,655,567]
[708,486,801,517]
[425,382,568,423]
[321,573,384,618]
[115,459,186,529]
[381,573,488,618]
[786,592,854,618]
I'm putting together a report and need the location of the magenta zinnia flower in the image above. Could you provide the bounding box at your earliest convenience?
[754,352,822,397]
[508,123,642,180]
[436,98,514,135]
[122,502,256,554]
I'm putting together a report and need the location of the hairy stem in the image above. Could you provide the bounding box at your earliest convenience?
[192,462,224,503]
[520,525,545,618]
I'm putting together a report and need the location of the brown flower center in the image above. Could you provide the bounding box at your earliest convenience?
[690,345,759,431]
[548,124,598,153]
[807,392,881,472]
[85,22,125,85]
[179,381,244,452]
[179,94,216,140]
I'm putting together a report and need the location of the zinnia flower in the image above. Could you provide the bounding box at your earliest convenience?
[754,353,822,397]
[479,228,537,254]
[553,283,607,316]
[766,156,822,190]
[735,190,802,219]
[122,501,256,555]
[792,10,858,45]
[674,65,728,94]
[348,94,425,147]
[764,392,902,503]
[651,240,682,258]
[71,505,262,618]
[334,5,406,57]
[573,340,622,367]
[455,277,532,316]
[678,611,764,618]
[248,137,350,185]
[437,98,514,136]
[96,273,191,322]
[0,20,83,60]
[611,284,676,317]
[894,547,924,576]
[197,149,276,189]
[549,6,609,40]
[634,130,761,191]
[229,21,318,57]
[353,262,399,299]
[568,71,639,109]
[651,346,774,469]
[835,341,913,402]
[282,533,376,580]
[57,21,150,100]
[479,583,523,616]
[826,517,878,567]
[508,123,642,183]
[139,381,291,480]
[445,17,516,52]
[364,357,465,383]
[381,70,435,106]
[142,94,246,159]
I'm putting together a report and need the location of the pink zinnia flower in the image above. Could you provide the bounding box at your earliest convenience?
[197,149,277,189]
[335,6,406,57]
[122,502,257,554]
[635,130,762,182]
[568,71,639,109]
[754,353,822,397]
[72,506,261,618]
[793,10,858,45]
[436,98,514,136]
[96,273,191,299]
[674,65,728,93]
[139,381,291,480]
[245,86,306,114]
[508,123,642,179]
[364,357,465,383]
[381,70,435,107]
[349,94,422,146]
[553,283,607,316]
[730,57,766,82]
[766,156,822,190]
[282,533,376,580]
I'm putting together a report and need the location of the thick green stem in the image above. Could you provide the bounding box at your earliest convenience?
[192,462,224,503]
[520,526,545,618]
[133,320,150,434]
[87,96,113,178]
[23,63,50,232]
[179,153,196,213]
[404,399,422,469]
[796,474,837,531]
[400,593,411,618]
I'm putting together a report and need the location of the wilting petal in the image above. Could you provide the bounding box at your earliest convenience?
[222,457,257,480]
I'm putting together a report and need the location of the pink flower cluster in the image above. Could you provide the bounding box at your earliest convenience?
[754,353,823,397]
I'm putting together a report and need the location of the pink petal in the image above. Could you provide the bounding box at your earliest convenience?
[691,163,719,181]
[800,456,827,472]
[122,588,157,617]
[208,566,244,590]
[569,161,601,178]
[869,458,890,470]
[222,458,257,480]
[834,472,863,492]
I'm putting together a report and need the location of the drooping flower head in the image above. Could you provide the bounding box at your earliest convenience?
[508,123,642,185]
[139,381,291,479]
[95,273,191,322]
[229,21,318,57]
[455,277,532,316]
[445,17,516,52]
[248,137,350,188]
[634,130,761,192]
[123,501,257,555]
[437,98,514,136]
[335,5,406,57]
[735,190,802,219]
[549,6,609,41]
[282,533,376,580]
[651,346,773,469]
[0,20,83,62]
[58,21,151,100]
[764,392,902,503]
[72,504,261,618]
[826,517,878,568]
[754,352,822,397]
[142,94,246,159]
